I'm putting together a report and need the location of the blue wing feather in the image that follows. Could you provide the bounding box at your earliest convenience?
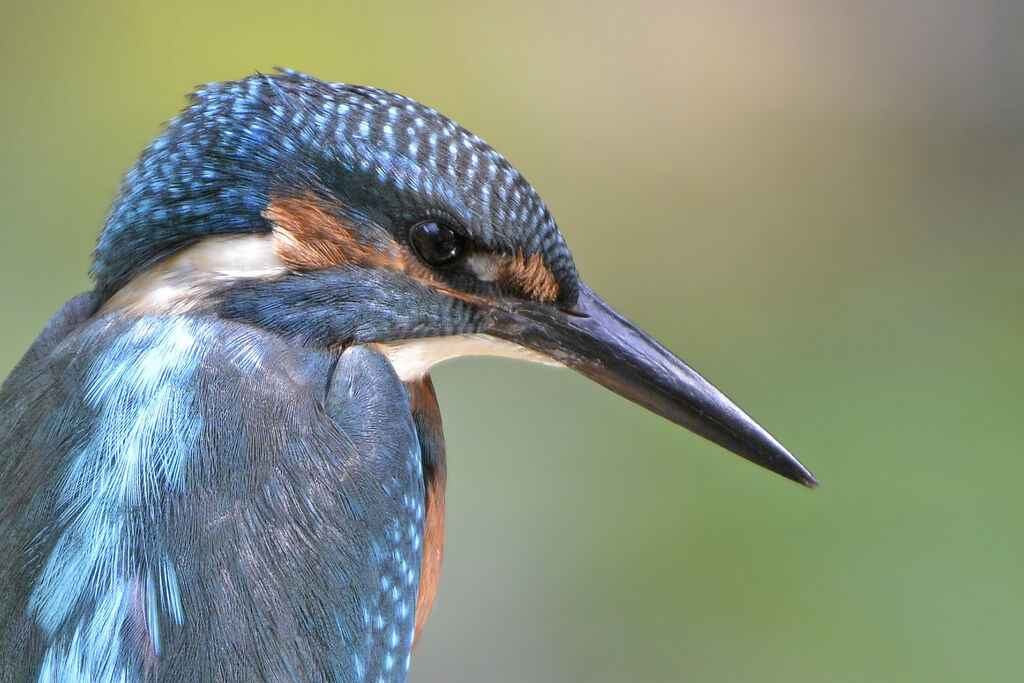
[0,306,423,681]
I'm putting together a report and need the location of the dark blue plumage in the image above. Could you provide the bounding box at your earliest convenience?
[0,70,815,682]
[219,264,482,348]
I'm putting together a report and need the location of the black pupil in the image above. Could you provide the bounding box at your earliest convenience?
[410,221,465,266]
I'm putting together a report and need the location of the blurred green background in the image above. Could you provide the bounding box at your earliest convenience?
[2,1,1022,681]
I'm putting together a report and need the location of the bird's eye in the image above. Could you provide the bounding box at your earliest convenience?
[409,220,467,267]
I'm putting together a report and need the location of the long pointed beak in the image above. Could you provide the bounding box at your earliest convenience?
[483,285,817,487]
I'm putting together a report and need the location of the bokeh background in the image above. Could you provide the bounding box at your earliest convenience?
[2,1,1022,681]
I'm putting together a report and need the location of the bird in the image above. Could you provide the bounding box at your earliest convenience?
[0,70,816,682]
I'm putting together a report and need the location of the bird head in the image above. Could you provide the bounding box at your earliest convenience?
[93,70,816,487]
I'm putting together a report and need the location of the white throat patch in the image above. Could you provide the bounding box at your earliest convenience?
[377,335,562,381]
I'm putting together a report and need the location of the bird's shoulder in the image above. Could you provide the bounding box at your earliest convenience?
[0,304,424,682]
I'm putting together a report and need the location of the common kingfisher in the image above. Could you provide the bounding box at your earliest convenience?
[0,70,816,681]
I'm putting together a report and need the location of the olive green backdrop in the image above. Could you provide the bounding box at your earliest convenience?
[2,2,1021,681]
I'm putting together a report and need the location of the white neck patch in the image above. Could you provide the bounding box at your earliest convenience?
[102,235,287,316]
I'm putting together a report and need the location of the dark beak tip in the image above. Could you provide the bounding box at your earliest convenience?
[750,436,818,488]
[793,467,820,489]
[770,452,819,488]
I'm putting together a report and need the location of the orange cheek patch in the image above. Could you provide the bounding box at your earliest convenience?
[265,196,406,272]
[498,251,560,302]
